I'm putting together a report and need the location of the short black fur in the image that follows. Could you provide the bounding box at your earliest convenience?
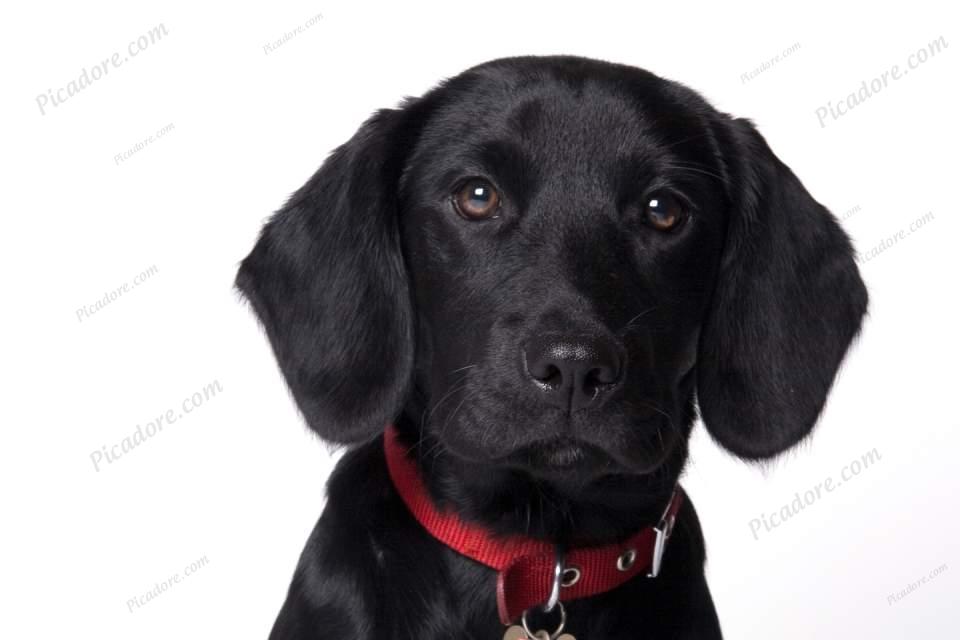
[236,55,867,639]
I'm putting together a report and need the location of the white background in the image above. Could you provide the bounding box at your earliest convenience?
[2,1,958,637]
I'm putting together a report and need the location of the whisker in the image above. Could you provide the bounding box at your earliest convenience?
[624,399,677,436]
[418,381,470,449]
[661,163,725,183]
[618,306,658,334]
[439,392,471,438]
[448,363,478,376]
[654,422,666,455]
[418,368,476,448]
[655,132,713,151]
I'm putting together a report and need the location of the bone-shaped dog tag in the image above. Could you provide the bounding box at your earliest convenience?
[503,621,577,640]
[503,625,528,640]
[503,627,576,640]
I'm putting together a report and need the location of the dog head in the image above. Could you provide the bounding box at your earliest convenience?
[237,56,867,488]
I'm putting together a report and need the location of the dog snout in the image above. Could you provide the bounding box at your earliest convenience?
[522,334,623,412]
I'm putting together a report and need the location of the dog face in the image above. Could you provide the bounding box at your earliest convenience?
[237,56,866,486]
[399,67,727,480]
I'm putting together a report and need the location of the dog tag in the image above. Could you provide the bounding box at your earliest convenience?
[502,624,576,640]
[503,625,528,640]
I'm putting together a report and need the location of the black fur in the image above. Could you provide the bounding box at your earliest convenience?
[236,56,867,639]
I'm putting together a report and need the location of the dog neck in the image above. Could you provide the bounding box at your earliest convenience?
[393,410,689,547]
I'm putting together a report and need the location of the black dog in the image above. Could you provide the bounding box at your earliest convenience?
[237,56,867,639]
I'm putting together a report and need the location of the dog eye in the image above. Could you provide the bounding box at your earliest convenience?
[453,179,500,220]
[644,192,686,231]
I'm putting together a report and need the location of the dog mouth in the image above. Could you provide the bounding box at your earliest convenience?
[533,437,591,467]
[511,436,618,473]
[438,409,678,478]
[494,420,677,478]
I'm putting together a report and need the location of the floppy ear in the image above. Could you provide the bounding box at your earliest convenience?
[236,105,425,445]
[697,117,868,460]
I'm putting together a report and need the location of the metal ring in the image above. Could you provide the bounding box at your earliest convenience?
[617,548,637,572]
[560,566,581,588]
[522,600,567,640]
[543,547,564,613]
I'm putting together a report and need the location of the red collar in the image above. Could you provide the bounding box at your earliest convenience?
[383,424,684,625]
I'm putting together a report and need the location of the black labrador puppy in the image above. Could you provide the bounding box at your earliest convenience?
[237,56,867,639]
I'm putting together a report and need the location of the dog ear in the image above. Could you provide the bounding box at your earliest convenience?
[697,117,868,460]
[236,104,427,445]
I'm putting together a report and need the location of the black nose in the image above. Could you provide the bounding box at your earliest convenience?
[523,334,623,412]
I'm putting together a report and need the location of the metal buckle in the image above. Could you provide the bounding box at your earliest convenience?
[647,489,679,578]
[544,546,564,613]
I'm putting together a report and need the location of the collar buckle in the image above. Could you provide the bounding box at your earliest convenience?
[647,487,681,578]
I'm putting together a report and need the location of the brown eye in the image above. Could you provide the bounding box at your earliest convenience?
[454,178,500,220]
[644,192,686,231]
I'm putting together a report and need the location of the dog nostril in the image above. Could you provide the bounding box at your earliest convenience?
[530,363,563,388]
[585,365,618,388]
